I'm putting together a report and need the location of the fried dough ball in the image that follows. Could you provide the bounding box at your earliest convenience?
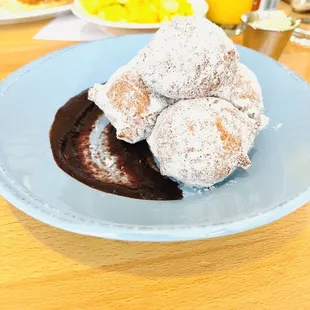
[136,16,239,99]
[210,63,268,128]
[147,97,258,187]
[88,65,169,144]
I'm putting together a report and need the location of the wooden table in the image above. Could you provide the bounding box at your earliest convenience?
[1,7,310,310]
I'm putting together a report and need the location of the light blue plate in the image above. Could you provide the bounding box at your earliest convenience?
[0,35,309,242]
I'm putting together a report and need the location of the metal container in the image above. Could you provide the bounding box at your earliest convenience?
[291,0,310,13]
[259,0,280,10]
[241,11,301,60]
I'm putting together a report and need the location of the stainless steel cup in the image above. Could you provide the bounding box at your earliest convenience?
[241,11,301,60]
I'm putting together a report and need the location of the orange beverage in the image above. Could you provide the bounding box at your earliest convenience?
[207,0,254,35]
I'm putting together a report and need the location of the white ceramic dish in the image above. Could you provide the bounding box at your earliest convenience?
[0,35,309,242]
[0,4,71,25]
[71,0,208,30]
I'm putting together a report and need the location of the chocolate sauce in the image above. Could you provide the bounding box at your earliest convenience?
[49,89,183,200]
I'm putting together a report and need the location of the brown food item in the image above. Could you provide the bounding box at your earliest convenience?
[107,71,151,115]
[147,97,258,188]
[136,16,239,99]
[88,65,169,144]
[210,63,267,128]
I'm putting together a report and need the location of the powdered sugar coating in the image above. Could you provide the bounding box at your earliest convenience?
[88,65,168,144]
[136,16,239,99]
[210,63,268,128]
[147,98,259,188]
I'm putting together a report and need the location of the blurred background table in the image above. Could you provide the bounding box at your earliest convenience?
[1,2,310,309]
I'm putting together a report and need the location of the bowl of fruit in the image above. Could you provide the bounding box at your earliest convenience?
[71,0,208,30]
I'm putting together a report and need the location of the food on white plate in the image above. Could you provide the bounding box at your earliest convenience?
[79,0,194,23]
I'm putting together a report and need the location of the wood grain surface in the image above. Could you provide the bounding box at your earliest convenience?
[1,3,310,309]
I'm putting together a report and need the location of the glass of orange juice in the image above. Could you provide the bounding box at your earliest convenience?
[207,0,255,35]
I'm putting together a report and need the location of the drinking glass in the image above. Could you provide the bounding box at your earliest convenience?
[207,0,254,35]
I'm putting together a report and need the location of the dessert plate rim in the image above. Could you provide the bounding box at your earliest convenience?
[0,35,309,242]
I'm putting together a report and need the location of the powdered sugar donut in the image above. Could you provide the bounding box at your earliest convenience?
[147,98,258,188]
[88,65,168,144]
[210,63,268,128]
[136,16,239,99]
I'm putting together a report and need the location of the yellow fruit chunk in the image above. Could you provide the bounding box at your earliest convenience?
[82,0,117,14]
[160,0,179,14]
[98,4,128,21]
[158,12,170,22]
[124,0,140,21]
[126,0,159,23]
[81,0,100,14]
[151,0,161,9]
[81,0,194,23]
[138,5,159,23]
[179,0,193,15]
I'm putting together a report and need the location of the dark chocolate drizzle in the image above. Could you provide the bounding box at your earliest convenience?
[49,89,183,200]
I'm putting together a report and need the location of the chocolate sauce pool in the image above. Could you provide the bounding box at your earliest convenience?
[49,89,183,200]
